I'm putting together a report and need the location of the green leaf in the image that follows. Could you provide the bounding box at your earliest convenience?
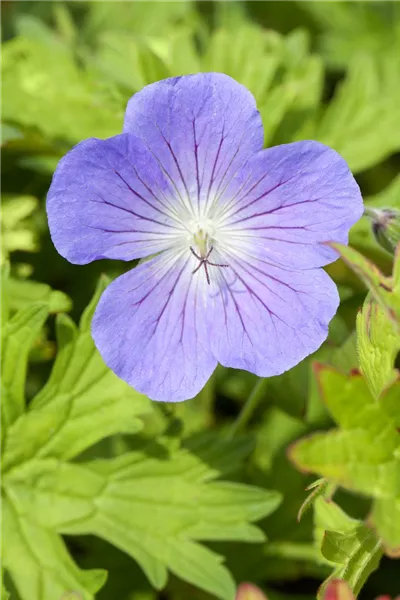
[379,381,400,428]
[2,275,280,600]
[259,85,295,147]
[7,278,72,314]
[370,384,400,552]
[330,242,400,333]
[2,278,151,468]
[290,367,400,499]
[0,196,38,229]
[370,496,400,555]
[1,124,24,145]
[1,302,48,430]
[202,25,280,105]
[1,195,39,262]
[200,25,323,147]
[15,13,65,47]
[298,1,400,69]
[314,496,357,549]
[313,498,382,598]
[53,3,77,46]
[17,154,62,175]
[1,493,107,600]
[290,366,400,555]
[183,431,256,478]
[356,296,400,398]
[309,54,400,172]
[3,445,280,600]
[91,32,170,92]
[1,264,10,327]
[83,1,194,39]
[320,528,381,597]
[2,36,124,142]
[156,26,201,76]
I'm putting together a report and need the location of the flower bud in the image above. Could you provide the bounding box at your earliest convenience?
[235,583,268,600]
[365,206,400,254]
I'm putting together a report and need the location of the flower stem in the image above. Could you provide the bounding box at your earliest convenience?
[227,377,269,438]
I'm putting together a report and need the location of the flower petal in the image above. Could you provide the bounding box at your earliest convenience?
[47,134,186,264]
[209,254,339,376]
[92,252,217,402]
[218,141,363,269]
[123,73,264,217]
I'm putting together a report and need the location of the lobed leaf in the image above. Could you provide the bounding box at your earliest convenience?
[314,498,382,598]
[3,444,280,600]
[2,36,124,143]
[2,494,106,600]
[320,528,382,597]
[202,25,280,106]
[1,275,281,600]
[309,54,400,172]
[290,366,400,555]
[290,368,400,498]
[2,278,151,468]
[90,32,169,92]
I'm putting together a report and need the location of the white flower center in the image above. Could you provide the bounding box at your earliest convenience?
[185,217,218,257]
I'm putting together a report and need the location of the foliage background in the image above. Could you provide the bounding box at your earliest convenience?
[1,2,400,600]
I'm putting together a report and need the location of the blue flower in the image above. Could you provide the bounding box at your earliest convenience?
[47,73,363,402]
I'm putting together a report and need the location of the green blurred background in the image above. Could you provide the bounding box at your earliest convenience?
[2,2,400,599]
